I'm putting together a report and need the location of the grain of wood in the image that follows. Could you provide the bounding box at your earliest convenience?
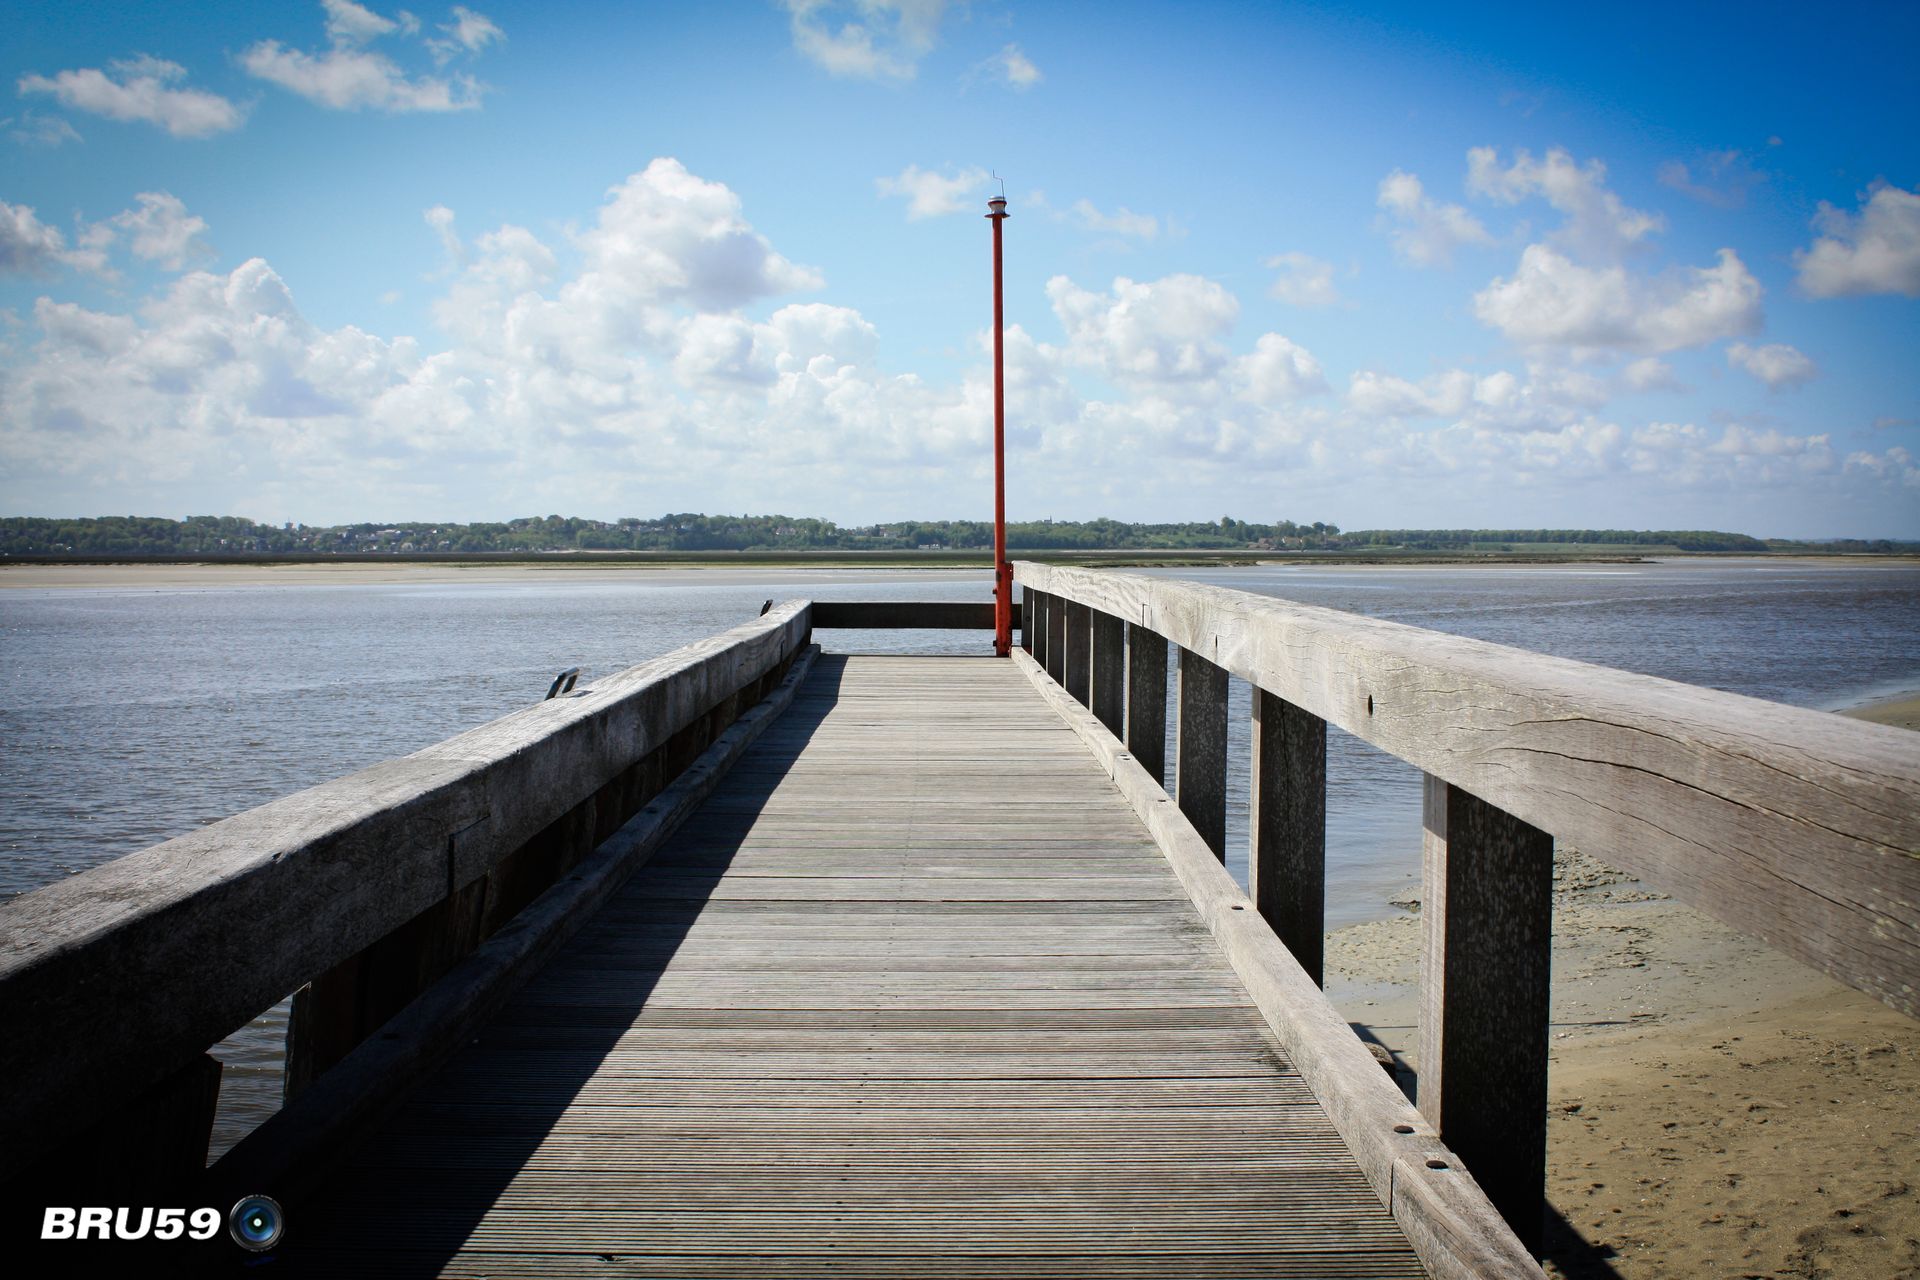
[284,653,1426,1278]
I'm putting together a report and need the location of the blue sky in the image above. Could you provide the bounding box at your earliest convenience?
[2,1,1916,536]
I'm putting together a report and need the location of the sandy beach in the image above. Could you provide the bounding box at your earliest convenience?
[1328,695,1920,1278]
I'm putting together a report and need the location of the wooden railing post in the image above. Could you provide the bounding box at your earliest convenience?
[1418,773,1553,1253]
[1250,690,1326,985]
[1046,592,1067,684]
[1089,610,1124,737]
[1126,625,1168,787]
[1063,601,1091,705]
[1175,646,1228,859]
[1020,586,1035,654]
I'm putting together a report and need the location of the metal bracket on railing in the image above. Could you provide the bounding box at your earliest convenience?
[545,668,581,700]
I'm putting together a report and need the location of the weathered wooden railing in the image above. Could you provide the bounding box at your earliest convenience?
[0,596,1030,1209]
[1017,560,1920,1251]
[0,603,816,1198]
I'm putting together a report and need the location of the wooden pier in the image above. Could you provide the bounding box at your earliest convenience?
[4,568,1915,1277]
[284,654,1425,1276]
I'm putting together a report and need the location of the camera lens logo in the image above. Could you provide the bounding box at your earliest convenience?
[227,1195,285,1252]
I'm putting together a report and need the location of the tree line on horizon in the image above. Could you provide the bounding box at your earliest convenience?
[0,513,1907,557]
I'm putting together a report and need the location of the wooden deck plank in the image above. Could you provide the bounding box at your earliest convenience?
[286,654,1424,1278]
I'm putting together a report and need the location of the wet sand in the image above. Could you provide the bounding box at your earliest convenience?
[1844,694,1920,732]
[1327,695,1920,1278]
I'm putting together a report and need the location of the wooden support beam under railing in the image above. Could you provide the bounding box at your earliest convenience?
[1176,646,1229,860]
[1419,774,1555,1252]
[1251,688,1327,986]
[1046,593,1066,684]
[1020,586,1035,654]
[1126,623,1168,786]
[1090,609,1125,737]
[1064,601,1092,704]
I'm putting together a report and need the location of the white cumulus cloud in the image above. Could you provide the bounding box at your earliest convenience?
[1264,252,1340,307]
[5,112,83,148]
[2,158,1903,529]
[1466,146,1662,259]
[0,200,81,275]
[978,43,1041,89]
[1376,170,1493,267]
[1793,183,1920,298]
[1,192,212,277]
[783,1,947,81]
[16,55,243,138]
[242,1,500,112]
[1237,333,1326,402]
[323,0,413,44]
[1844,445,1920,489]
[572,158,824,312]
[1726,342,1816,390]
[429,5,505,64]
[1347,369,1475,420]
[241,45,478,112]
[1047,273,1240,386]
[1070,199,1160,241]
[1622,357,1681,392]
[1348,363,1612,435]
[108,192,211,270]
[1473,244,1761,355]
[875,164,988,219]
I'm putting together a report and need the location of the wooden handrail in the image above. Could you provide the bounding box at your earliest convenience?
[0,601,813,1179]
[1016,561,1920,1010]
[1016,560,1920,1250]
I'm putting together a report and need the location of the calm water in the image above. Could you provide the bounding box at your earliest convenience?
[2,558,1915,1156]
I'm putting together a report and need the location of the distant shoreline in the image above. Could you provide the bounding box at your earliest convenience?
[5,550,1918,589]
[2,548,1662,570]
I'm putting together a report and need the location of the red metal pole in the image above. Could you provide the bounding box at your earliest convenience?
[988,195,1011,657]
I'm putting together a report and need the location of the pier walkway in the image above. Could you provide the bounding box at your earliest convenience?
[286,654,1422,1277]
